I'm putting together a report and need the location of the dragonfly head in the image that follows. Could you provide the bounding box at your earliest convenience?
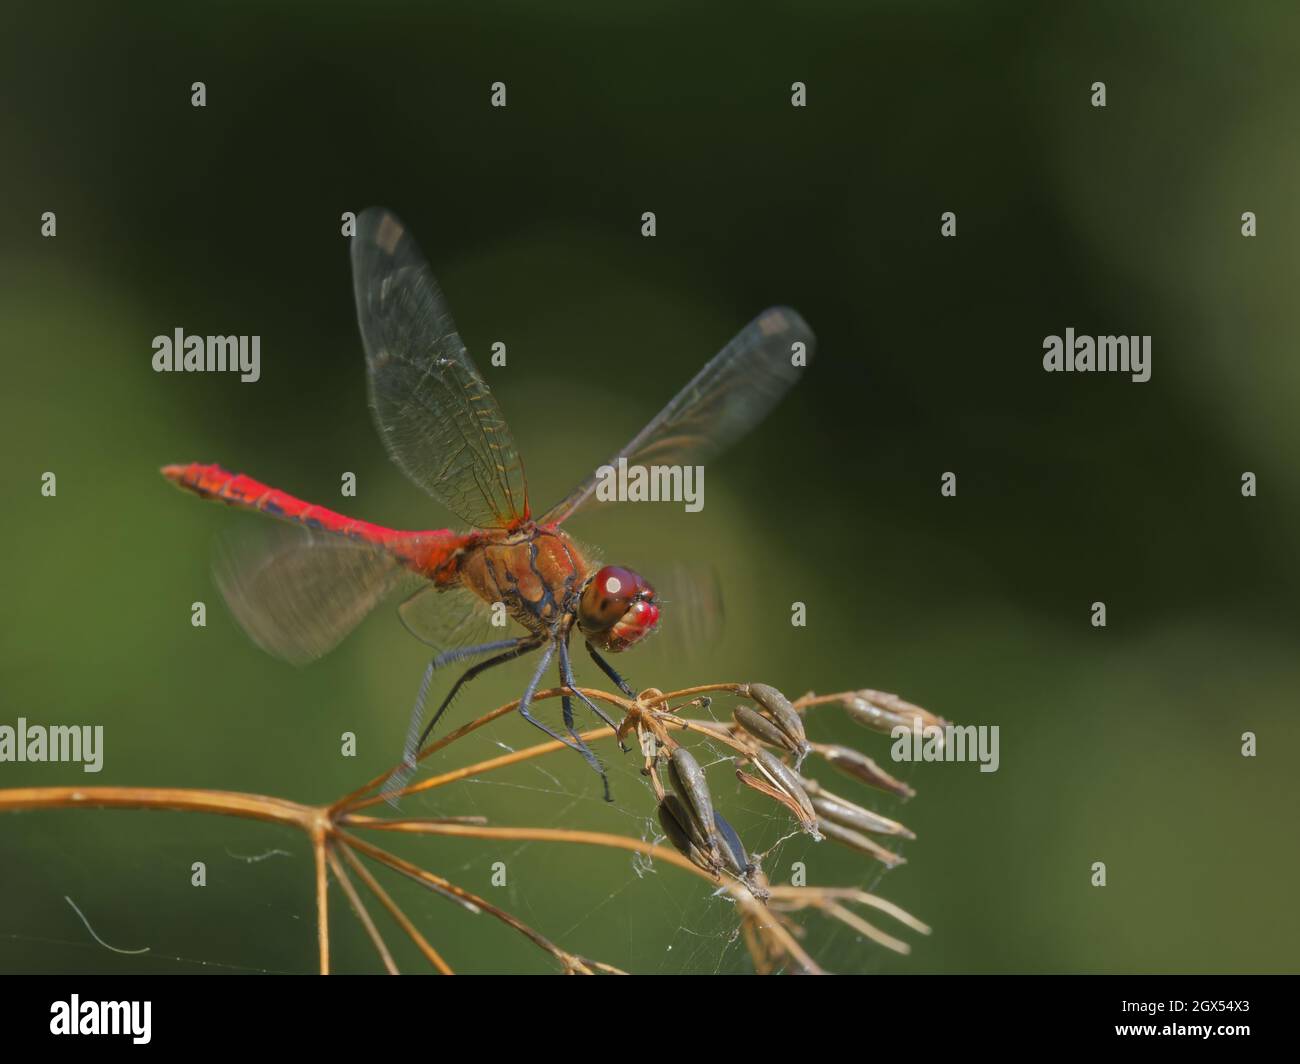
[577,565,659,652]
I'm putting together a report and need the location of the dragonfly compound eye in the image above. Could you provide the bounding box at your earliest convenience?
[578,565,659,652]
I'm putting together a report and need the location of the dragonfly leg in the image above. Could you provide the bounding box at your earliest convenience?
[586,642,636,698]
[561,694,612,802]
[416,636,544,751]
[383,635,541,806]
[560,639,626,750]
[516,642,613,801]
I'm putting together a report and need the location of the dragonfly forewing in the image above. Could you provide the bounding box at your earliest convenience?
[352,207,530,530]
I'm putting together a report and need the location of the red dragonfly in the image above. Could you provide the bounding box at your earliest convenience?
[164,208,814,799]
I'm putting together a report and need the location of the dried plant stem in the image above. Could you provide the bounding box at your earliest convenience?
[0,785,625,973]
[344,816,707,880]
[643,684,745,705]
[770,885,933,936]
[326,844,398,974]
[792,692,845,710]
[0,786,315,827]
[817,900,910,955]
[313,823,330,974]
[748,910,825,974]
[339,831,625,974]
[336,842,453,973]
[653,712,752,756]
[346,725,611,811]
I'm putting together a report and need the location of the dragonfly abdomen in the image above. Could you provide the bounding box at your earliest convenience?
[162,461,396,539]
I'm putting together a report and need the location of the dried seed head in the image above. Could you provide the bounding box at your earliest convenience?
[667,746,720,859]
[739,683,809,759]
[817,817,906,869]
[816,744,916,799]
[734,705,801,754]
[843,690,946,738]
[749,747,819,833]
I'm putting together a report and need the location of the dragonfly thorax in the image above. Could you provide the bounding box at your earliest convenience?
[453,526,590,636]
[577,565,660,653]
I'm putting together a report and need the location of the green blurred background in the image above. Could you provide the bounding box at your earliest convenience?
[2,1,1298,974]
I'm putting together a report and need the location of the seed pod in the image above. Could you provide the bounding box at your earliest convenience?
[841,695,910,735]
[734,705,800,754]
[739,683,808,757]
[657,794,717,874]
[657,794,697,852]
[713,810,751,877]
[844,690,946,737]
[750,747,818,830]
[715,813,770,901]
[801,775,914,837]
[668,746,719,859]
[817,817,906,869]
[817,744,916,799]
[807,787,916,840]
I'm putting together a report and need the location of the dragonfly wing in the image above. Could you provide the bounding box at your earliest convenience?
[540,306,814,525]
[397,583,500,655]
[213,525,419,666]
[352,208,529,529]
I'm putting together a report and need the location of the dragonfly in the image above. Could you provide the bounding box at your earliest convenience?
[163,208,815,800]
